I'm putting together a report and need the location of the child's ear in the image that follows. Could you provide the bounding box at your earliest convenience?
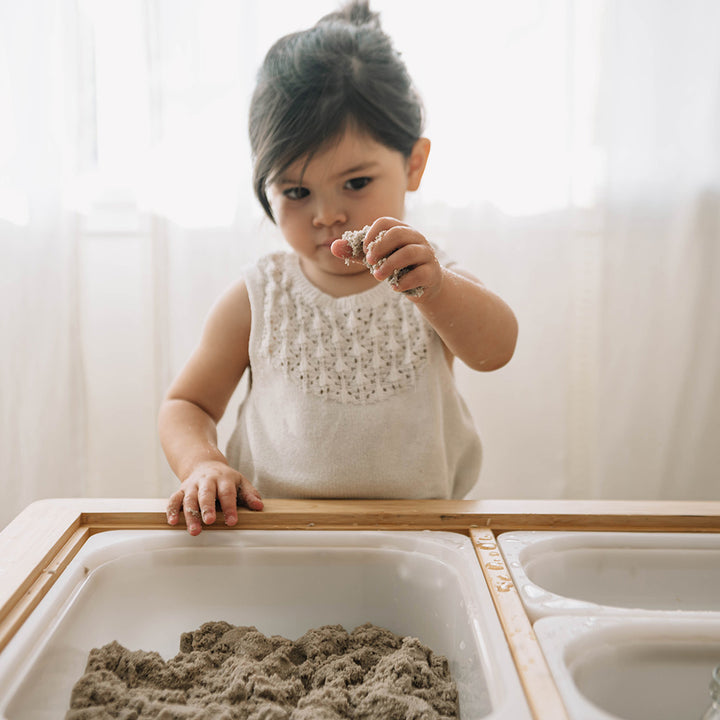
[406,137,431,191]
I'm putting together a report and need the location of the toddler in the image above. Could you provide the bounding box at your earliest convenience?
[160,0,518,535]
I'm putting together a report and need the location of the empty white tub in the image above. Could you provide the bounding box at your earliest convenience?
[0,529,531,719]
[498,531,720,621]
[534,615,720,720]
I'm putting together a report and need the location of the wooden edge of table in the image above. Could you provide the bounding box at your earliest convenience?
[4,496,714,536]
[470,528,569,720]
[1,497,719,698]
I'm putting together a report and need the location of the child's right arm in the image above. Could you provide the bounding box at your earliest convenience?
[159,280,263,535]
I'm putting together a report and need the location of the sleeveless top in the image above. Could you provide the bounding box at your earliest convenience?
[226,252,481,499]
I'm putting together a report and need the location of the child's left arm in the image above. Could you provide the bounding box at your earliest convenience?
[334,218,518,370]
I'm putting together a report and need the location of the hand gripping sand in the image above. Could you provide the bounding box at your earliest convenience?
[342,226,425,297]
[65,622,459,719]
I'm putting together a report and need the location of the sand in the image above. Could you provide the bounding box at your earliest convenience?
[65,622,460,719]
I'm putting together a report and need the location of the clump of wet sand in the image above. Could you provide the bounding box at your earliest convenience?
[65,621,459,719]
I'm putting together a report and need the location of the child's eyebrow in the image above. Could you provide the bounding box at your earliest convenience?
[334,162,379,179]
[275,161,379,187]
[274,174,302,186]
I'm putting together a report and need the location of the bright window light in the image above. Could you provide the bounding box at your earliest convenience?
[10,0,607,229]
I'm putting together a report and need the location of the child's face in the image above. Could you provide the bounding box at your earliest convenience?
[267,127,420,292]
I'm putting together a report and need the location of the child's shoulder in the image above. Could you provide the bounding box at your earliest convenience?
[211,275,251,317]
[197,276,251,349]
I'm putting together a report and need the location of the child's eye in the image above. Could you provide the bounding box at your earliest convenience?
[344,176,371,191]
[283,186,309,200]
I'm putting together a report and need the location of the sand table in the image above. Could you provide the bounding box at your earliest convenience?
[65,621,459,719]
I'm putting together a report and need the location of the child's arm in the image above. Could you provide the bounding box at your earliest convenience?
[332,218,518,370]
[159,281,263,535]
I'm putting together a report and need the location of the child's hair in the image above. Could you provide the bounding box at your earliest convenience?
[249,0,425,222]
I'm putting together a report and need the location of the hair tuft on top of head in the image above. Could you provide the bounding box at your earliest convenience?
[319,0,380,29]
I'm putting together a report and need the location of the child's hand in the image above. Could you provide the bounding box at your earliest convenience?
[166,460,264,535]
[332,219,442,299]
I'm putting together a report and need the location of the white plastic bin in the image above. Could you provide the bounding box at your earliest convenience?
[498,531,720,621]
[534,615,720,720]
[0,530,531,719]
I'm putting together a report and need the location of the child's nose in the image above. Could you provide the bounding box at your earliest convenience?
[312,199,347,228]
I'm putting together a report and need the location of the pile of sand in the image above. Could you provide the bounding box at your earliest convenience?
[65,621,459,719]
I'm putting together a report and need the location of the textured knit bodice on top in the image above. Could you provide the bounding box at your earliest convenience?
[226,252,481,499]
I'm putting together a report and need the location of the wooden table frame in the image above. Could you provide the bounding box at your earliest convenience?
[2,497,720,719]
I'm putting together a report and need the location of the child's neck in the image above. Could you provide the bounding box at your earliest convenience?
[298,257,378,298]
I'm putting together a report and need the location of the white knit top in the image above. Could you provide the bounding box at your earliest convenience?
[226,252,481,499]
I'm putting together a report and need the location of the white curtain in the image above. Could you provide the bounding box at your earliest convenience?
[1,0,719,531]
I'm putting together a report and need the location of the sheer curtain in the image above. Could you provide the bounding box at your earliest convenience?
[1,0,719,530]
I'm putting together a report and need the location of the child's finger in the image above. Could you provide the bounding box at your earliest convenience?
[197,482,220,525]
[237,478,264,511]
[371,244,416,281]
[217,479,239,526]
[331,237,366,265]
[330,238,353,259]
[388,265,426,295]
[182,493,203,536]
[364,224,418,265]
[166,489,184,525]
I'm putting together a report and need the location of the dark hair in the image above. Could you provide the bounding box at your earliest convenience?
[249,0,425,221]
